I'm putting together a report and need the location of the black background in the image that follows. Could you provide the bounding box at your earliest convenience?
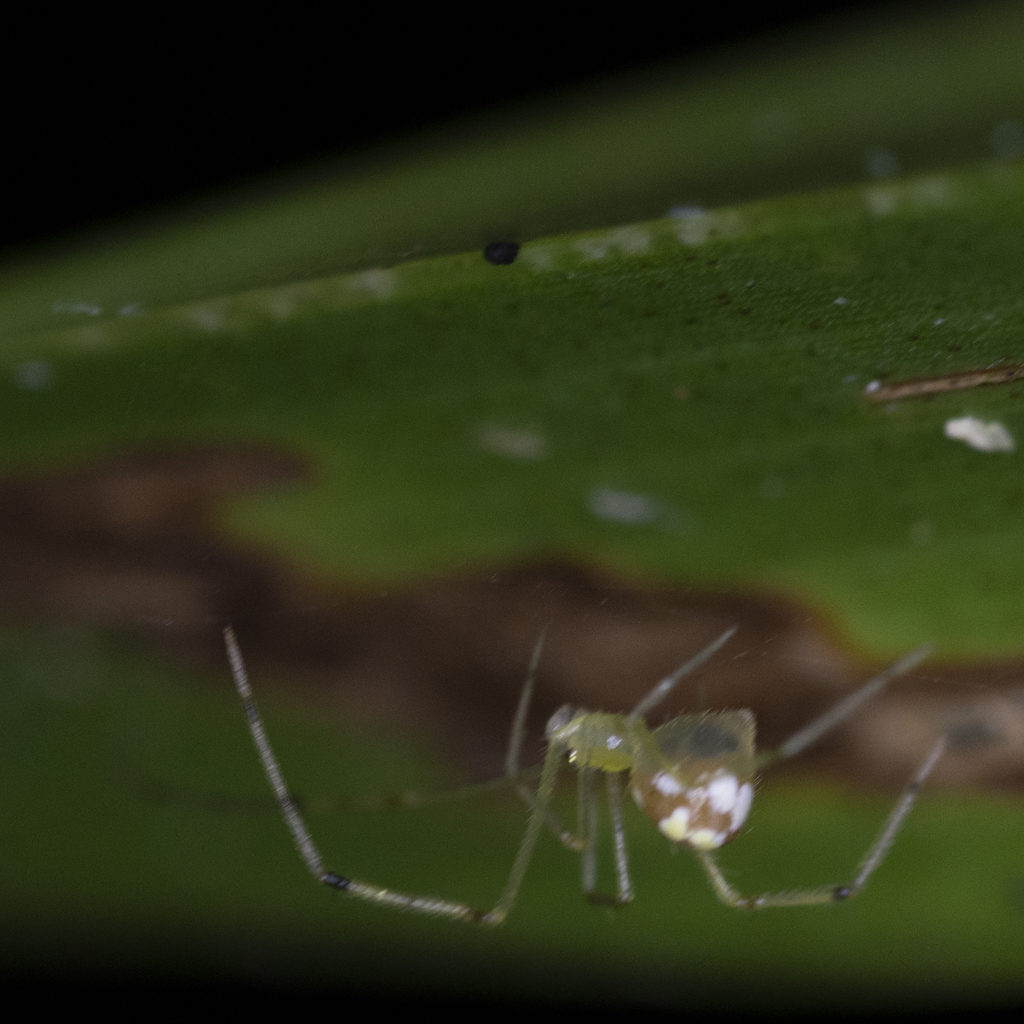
[3,3,942,259]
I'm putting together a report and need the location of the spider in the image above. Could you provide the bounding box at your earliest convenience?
[223,624,944,925]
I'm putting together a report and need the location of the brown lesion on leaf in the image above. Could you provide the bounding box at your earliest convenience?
[1,443,1023,791]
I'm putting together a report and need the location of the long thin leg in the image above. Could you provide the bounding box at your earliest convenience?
[488,732,568,924]
[504,632,587,852]
[579,765,598,896]
[312,630,581,849]
[224,626,562,926]
[225,626,327,883]
[695,735,946,909]
[626,626,737,725]
[505,630,546,780]
[576,768,634,907]
[757,644,934,770]
[312,632,552,816]
[333,769,537,813]
[605,771,633,905]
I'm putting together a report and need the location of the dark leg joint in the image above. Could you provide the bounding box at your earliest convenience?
[833,885,853,901]
[322,872,352,891]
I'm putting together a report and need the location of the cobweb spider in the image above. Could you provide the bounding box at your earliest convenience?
[223,625,943,925]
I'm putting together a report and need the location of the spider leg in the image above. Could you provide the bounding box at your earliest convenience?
[578,765,598,895]
[351,630,583,849]
[626,626,737,725]
[695,734,946,909]
[756,643,935,770]
[505,630,546,779]
[606,772,634,905]
[333,768,538,813]
[488,731,568,924]
[309,633,554,816]
[573,765,634,906]
[225,626,565,926]
[504,631,587,852]
[224,626,326,883]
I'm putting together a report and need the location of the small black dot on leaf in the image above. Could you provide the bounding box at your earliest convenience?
[483,241,520,265]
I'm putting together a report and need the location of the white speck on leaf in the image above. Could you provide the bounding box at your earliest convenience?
[52,301,102,317]
[944,416,1015,453]
[190,306,224,332]
[14,361,53,391]
[477,425,548,461]
[589,487,662,525]
[348,269,395,298]
[670,208,713,246]
[863,187,898,216]
[576,226,650,261]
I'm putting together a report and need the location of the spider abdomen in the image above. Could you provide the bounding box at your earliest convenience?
[631,765,755,849]
[630,709,757,849]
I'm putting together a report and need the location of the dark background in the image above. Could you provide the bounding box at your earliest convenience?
[3,2,939,260]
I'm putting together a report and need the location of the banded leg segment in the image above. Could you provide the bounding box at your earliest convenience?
[225,625,326,882]
[696,735,946,909]
[225,626,560,926]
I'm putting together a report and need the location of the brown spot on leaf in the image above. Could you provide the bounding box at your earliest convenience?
[0,445,1022,790]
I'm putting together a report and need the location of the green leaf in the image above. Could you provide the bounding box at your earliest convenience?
[2,3,1024,1011]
